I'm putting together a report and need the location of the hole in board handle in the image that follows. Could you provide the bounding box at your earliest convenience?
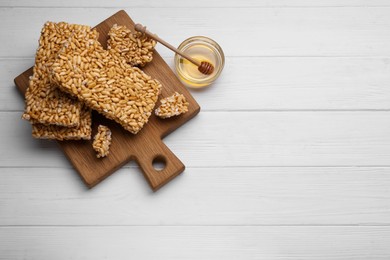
[152,155,166,171]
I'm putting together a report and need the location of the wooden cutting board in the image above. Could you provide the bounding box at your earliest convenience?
[14,10,200,191]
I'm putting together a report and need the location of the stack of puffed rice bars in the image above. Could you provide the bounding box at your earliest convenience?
[22,22,189,158]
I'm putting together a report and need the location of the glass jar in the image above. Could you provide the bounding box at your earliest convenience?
[174,36,225,88]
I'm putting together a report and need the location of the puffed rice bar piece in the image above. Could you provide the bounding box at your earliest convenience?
[23,22,95,127]
[52,28,162,134]
[31,105,92,140]
[92,125,112,158]
[155,92,189,119]
[107,24,156,67]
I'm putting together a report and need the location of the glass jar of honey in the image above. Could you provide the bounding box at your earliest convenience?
[174,36,225,88]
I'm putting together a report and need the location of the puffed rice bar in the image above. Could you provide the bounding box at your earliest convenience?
[92,125,112,158]
[31,105,92,140]
[155,92,189,119]
[107,24,156,67]
[22,22,94,127]
[51,28,162,134]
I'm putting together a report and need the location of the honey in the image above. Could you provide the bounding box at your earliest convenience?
[175,36,224,88]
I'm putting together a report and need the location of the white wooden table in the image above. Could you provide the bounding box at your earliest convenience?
[1,0,390,259]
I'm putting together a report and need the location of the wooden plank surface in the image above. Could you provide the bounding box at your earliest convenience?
[1,226,390,260]
[2,111,390,167]
[1,0,390,7]
[2,8,390,58]
[2,1,390,259]
[1,167,390,225]
[14,10,200,191]
[4,57,390,111]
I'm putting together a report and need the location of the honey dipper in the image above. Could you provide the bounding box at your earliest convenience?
[134,23,214,75]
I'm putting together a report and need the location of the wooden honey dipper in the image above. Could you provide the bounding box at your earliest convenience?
[134,23,214,75]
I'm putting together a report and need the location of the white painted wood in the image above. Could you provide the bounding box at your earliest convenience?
[2,111,390,167]
[1,0,390,7]
[1,7,390,58]
[2,1,390,259]
[1,167,390,225]
[1,226,390,260]
[2,58,32,111]
[6,57,390,111]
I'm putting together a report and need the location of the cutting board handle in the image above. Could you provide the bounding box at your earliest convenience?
[135,139,185,191]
